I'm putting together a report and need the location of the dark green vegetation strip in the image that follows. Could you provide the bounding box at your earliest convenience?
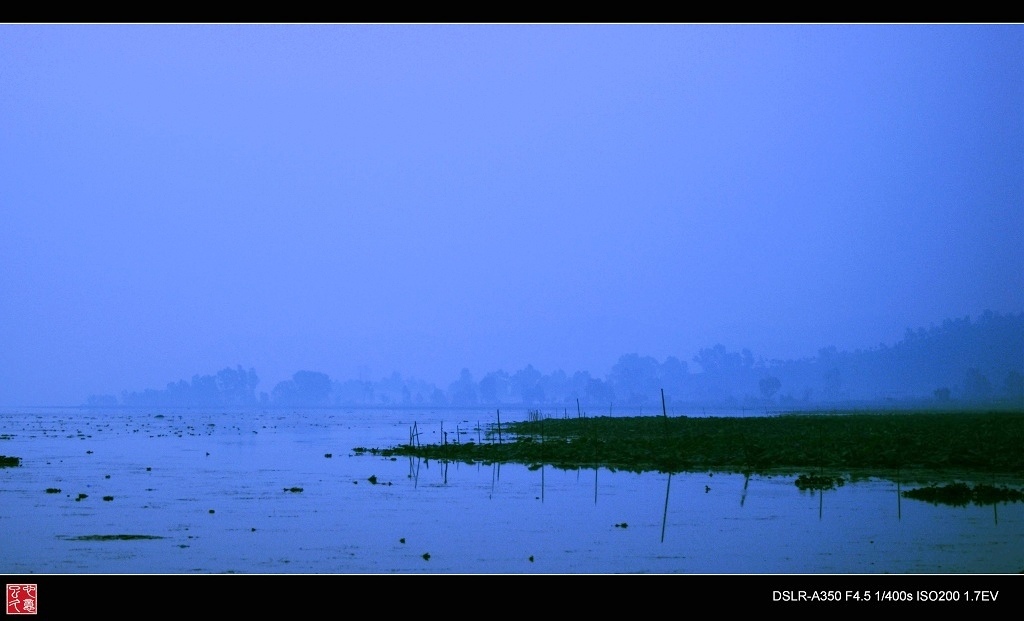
[366,411,1024,477]
[902,482,1024,506]
[0,455,21,467]
[62,534,165,541]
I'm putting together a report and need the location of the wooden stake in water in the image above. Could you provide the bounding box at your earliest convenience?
[496,409,503,445]
[540,416,545,503]
[661,388,669,438]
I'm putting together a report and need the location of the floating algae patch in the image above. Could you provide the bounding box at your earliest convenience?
[902,482,1024,506]
[1,455,21,467]
[61,534,166,541]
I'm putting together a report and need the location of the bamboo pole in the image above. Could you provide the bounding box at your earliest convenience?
[661,388,669,438]
[541,416,545,503]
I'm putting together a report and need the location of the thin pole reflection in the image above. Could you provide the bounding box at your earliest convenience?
[661,473,672,543]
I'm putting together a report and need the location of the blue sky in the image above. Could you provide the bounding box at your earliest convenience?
[2,24,1022,405]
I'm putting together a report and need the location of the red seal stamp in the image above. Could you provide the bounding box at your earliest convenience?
[6,585,37,615]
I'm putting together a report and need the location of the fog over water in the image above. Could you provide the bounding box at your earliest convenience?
[1,24,1021,406]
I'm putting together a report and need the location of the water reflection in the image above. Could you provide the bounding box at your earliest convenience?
[661,473,671,543]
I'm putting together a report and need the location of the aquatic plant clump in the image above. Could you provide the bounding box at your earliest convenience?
[0,455,21,468]
[795,473,846,491]
[902,482,1024,506]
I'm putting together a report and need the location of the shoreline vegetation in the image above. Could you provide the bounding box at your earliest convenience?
[359,410,1024,493]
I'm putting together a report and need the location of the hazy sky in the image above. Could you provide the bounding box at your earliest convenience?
[2,24,1022,405]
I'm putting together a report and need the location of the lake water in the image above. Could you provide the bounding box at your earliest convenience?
[1,407,1022,574]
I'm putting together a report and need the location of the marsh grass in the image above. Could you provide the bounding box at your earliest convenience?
[366,410,1024,482]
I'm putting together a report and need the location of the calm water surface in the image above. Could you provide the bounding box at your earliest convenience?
[1,408,1021,574]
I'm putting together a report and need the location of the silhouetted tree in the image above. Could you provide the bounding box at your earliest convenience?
[693,344,743,374]
[659,356,689,398]
[479,370,510,403]
[759,376,781,400]
[512,364,544,404]
[586,377,614,407]
[963,367,992,402]
[1003,371,1024,403]
[448,368,478,405]
[539,369,571,403]
[609,354,660,405]
[273,370,332,406]
[216,366,259,406]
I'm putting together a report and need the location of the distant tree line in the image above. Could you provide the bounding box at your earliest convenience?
[96,366,262,408]
[88,311,1024,410]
